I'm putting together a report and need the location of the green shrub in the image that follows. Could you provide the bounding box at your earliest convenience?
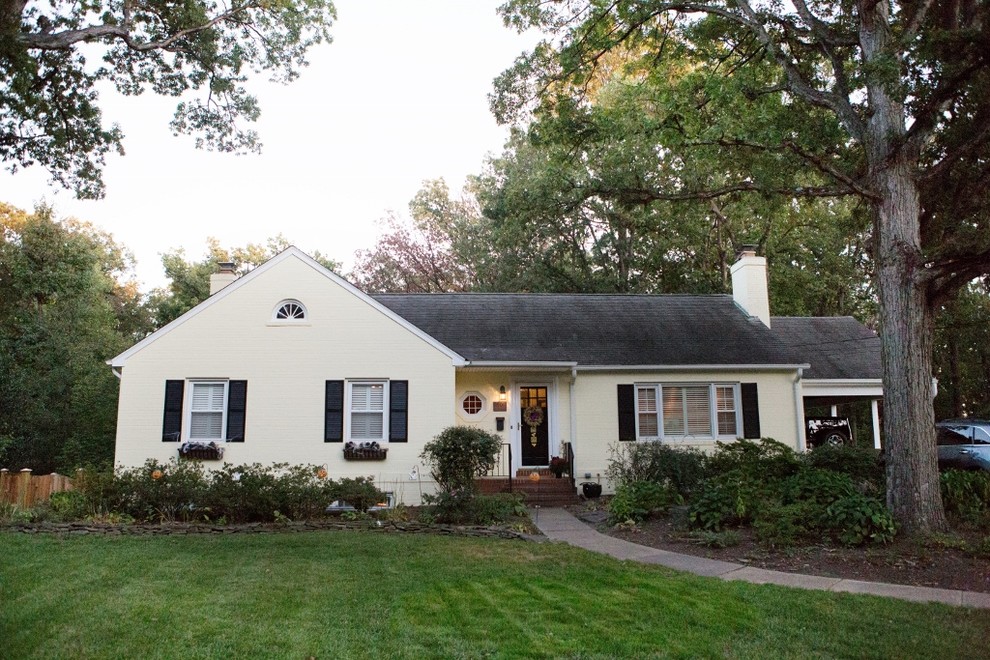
[688,473,770,531]
[421,426,503,494]
[780,469,857,508]
[606,442,707,497]
[705,439,801,482]
[825,493,896,546]
[803,444,885,487]
[470,493,527,525]
[753,500,822,548]
[336,476,386,513]
[608,480,680,523]
[940,469,990,527]
[47,490,90,521]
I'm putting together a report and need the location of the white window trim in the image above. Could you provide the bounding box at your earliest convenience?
[185,380,229,442]
[457,391,487,420]
[345,380,389,443]
[271,299,308,323]
[634,383,741,441]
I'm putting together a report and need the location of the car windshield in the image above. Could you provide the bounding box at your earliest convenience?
[973,427,990,444]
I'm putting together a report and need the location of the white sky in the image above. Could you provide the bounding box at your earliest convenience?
[0,1,538,291]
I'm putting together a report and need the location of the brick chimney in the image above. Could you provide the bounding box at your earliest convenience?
[209,262,237,295]
[730,246,770,328]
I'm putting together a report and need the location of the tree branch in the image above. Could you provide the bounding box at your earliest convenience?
[20,5,254,52]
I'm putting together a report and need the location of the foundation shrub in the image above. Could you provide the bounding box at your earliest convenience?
[606,442,707,498]
[609,480,680,524]
[803,444,886,488]
[72,461,372,523]
[105,459,209,522]
[705,438,802,482]
[335,476,386,513]
[421,426,503,494]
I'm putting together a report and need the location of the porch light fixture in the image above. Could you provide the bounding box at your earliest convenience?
[499,386,507,402]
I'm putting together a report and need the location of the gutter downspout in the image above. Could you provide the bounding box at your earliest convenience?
[793,367,806,451]
[111,366,122,380]
[569,366,577,455]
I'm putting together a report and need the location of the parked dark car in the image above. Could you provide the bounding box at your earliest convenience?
[936,419,990,472]
[806,417,852,448]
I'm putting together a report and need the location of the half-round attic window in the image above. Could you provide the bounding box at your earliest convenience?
[273,299,306,321]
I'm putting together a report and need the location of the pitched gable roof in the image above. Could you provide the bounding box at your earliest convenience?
[108,247,465,369]
[770,317,882,380]
[373,293,806,368]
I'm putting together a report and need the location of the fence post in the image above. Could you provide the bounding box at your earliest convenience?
[0,469,9,505]
[18,468,32,508]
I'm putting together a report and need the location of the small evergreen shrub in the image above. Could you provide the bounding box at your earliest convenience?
[421,426,503,494]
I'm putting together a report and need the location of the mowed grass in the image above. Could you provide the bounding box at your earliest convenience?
[1,530,987,659]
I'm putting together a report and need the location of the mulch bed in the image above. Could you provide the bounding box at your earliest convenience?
[570,503,990,594]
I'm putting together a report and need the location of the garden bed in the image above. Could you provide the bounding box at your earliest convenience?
[571,501,990,594]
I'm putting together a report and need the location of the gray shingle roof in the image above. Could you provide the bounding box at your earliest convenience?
[770,317,882,380]
[373,293,808,367]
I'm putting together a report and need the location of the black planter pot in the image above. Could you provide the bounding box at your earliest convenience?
[581,482,603,498]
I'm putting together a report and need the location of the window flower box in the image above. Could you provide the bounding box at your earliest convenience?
[343,441,388,461]
[178,441,224,461]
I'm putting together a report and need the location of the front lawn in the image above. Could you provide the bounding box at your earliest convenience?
[1,530,987,658]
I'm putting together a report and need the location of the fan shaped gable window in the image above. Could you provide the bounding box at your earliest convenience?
[273,299,306,321]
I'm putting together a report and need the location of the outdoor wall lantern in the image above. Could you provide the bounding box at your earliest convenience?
[499,385,507,402]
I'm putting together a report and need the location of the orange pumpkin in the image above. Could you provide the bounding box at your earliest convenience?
[151,469,163,480]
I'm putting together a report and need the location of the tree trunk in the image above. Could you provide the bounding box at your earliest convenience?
[874,178,947,534]
[860,0,947,534]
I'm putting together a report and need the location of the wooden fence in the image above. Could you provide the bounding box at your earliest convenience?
[0,469,74,508]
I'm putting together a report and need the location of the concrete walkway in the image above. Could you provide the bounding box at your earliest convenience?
[531,507,990,609]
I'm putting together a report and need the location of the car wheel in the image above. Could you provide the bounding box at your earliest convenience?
[821,431,848,447]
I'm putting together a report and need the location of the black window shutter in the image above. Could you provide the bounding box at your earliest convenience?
[389,380,409,442]
[226,380,247,442]
[741,383,761,439]
[325,380,344,442]
[617,384,636,441]
[162,380,184,442]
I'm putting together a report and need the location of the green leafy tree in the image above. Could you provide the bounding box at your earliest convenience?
[934,284,990,420]
[494,0,990,533]
[147,236,340,327]
[351,179,487,293]
[0,202,148,472]
[1,0,336,198]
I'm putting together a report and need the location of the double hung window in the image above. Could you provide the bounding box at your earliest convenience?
[636,383,740,440]
[348,381,387,441]
[189,381,227,440]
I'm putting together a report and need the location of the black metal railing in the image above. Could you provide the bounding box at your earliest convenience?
[484,442,514,493]
[562,441,575,492]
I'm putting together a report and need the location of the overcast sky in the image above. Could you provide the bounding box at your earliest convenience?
[0,1,538,291]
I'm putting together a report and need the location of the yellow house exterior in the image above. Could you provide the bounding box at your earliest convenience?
[110,247,882,504]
